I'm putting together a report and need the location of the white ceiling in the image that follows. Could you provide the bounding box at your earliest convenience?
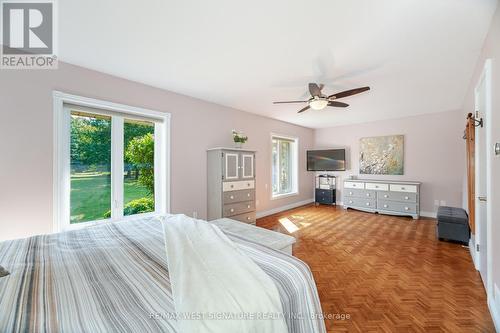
[59,0,498,129]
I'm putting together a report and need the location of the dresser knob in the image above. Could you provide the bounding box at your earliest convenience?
[230,208,234,212]
[230,195,234,199]
[247,217,251,220]
[375,185,379,188]
[349,200,353,204]
[405,196,409,200]
[366,202,370,206]
[247,183,251,187]
[349,192,353,195]
[384,195,388,198]
[366,193,370,197]
[401,187,406,190]
[230,185,234,188]
[247,205,251,209]
[405,207,409,211]
[247,193,251,197]
[384,204,388,208]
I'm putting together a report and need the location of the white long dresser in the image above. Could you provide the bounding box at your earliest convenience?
[343,179,421,219]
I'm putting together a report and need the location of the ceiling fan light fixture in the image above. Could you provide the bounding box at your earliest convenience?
[273,83,369,113]
[309,98,328,110]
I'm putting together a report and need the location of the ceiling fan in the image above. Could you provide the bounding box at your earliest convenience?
[273,83,370,113]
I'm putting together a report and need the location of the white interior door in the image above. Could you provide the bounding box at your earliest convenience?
[475,75,488,290]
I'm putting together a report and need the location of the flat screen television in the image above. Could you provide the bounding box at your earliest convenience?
[307,149,346,171]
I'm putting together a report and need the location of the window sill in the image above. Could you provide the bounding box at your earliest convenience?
[271,191,299,200]
[61,212,162,232]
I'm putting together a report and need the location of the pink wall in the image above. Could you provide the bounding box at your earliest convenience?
[0,62,314,241]
[314,110,465,216]
[462,3,500,304]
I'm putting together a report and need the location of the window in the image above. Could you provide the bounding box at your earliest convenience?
[54,92,170,231]
[123,119,156,217]
[70,111,112,223]
[271,135,298,198]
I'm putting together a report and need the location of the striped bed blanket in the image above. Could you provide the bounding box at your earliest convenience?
[0,216,326,333]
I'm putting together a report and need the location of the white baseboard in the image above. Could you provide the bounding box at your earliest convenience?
[341,205,435,219]
[341,206,436,219]
[420,211,437,218]
[257,203,434,221]
[256,198,314,219]
[489,284,500,332]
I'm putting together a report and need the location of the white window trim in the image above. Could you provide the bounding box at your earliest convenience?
[53,91,171,232]
[270,133,299,200]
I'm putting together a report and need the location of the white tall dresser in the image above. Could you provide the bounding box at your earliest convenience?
[207,148,256,224]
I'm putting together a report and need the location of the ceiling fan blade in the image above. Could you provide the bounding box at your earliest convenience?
[308,83,322,97]
[329,86,370,100]
[297,105,311,113]
[273,100,308,104]
[328,101,349,108]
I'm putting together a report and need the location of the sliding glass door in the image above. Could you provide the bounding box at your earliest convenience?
[123,118,155,217]
[54,92,170,232]
[70,111,112,223]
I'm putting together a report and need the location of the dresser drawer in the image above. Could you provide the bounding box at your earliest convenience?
[230,211,256,224]
[344,188,363,198]
[315,189,334,204]
[316,189,333,199]
[344,197,376,209]
[379,191,417,203]
[389,184,417,193]
[223,180,255,192]
[223,189,255,204]
[378,200,417,214]
[344,181,365,189]
[223,201,255,217]
[365,182,389,191]
[344,188,376,199]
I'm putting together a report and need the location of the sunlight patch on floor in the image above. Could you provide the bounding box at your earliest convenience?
[279,217,300,233]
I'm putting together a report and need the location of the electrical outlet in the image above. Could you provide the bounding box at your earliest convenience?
[440,200,446,206]
[192,211,198,219]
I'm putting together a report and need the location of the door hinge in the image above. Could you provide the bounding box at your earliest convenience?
[477,244,480,252]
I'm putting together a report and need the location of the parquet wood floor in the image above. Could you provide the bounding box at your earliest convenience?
[257,204,495,333]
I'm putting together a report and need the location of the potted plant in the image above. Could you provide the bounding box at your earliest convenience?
[232,130,248,148]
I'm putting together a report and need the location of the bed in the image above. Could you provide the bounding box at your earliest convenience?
[0,215,326,333]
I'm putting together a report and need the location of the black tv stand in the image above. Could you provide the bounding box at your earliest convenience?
[315,175,336,206]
